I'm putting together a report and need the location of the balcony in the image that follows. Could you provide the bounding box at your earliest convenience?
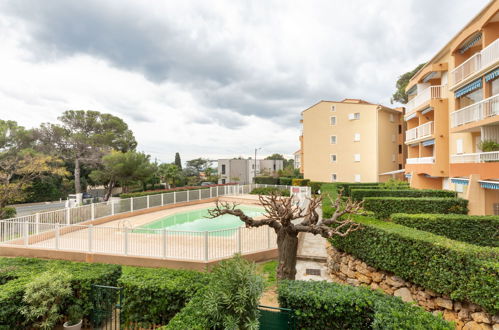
[450,94,499,128]
[405,85,447,117]
[405,121,434,143]
[406,157,435,164]
[451,151,499,163]
[451,38,499,88]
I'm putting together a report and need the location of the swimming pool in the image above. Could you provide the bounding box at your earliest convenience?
[138,205,264,232]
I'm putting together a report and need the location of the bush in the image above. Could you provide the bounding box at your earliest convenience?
[250,187,290,196]
[392,213,499,247]
[254,176,279,184]
[278,177,292,185]
[308,181,327,194]
[278,280,453,329]
[363,197,468,219]
[119,266,210,327]
[292,178,310,186]
[321,184,339,217]
[328,215,499,314]
[336,182,381,196]
[350,189,456,201]
[0,207,16,219]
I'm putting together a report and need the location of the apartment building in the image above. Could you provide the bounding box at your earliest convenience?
[217,158,284,184]
[404,1,499,215]
[300,99,405,183]
[293,150,302,172]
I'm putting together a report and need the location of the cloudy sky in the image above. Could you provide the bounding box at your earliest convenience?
[0,0,490,162]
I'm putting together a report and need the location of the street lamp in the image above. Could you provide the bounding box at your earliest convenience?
[254,147,262,182]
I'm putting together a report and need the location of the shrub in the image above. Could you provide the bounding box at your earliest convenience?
[278,177,292,185]
[292,178,310,186]
[381,178,410,189]
[392,213,499,247]
[254,176,279,184]
[328,216,499,314]
[307,181,327,194]
[0,207,16,219]
[278,280,453,329]
[119,266,209,327]
[250,187,290,196]
[321,184,339,217]
[363,197,468,219]
[335,182,381,196]
[350,189,456,201]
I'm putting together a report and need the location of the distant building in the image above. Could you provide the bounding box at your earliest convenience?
[293,150,302,172]
[217,158,284,184]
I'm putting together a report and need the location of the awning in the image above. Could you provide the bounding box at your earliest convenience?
[422,72,437,83]
[459,33,482,54]
[407,85,417,96]
[421,107,433,115]
[455,78,482,98]
[479,180,499,190]
[422,139,435,147]
[424,174,440,178]
[485,68,499,82]
[379,169,405,176]
[451,178,469,186]
[405,112,417,121]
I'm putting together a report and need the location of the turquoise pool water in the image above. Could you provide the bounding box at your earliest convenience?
[138,206,264,232]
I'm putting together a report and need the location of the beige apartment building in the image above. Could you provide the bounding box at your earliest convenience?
[300,99,405,183]
[404,0,499,215]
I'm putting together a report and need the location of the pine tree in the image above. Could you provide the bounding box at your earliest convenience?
[174,152,182,169]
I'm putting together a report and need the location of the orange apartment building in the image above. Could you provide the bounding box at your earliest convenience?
[404,0,499,215]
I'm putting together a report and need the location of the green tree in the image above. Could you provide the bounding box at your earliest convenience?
[391,63,426,104]
[37,110,137,194]
[186,158,211,174]
[158,163,183,188]
[174,152,182,169]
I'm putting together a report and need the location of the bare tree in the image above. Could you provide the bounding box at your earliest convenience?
[208,191,363,280]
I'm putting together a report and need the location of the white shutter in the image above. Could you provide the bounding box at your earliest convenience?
[456,139,463,154]
[354,133,361,141]
[354,154,361,162]
[354,174,361,182]
[348,113,355,120]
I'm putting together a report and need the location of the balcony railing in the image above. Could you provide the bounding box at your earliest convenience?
[405,121,434,142]
[405,85,447,115]
[451,93,499,128]
[451,38,499,87]
[406,157,435,164]
[451,151,499,163]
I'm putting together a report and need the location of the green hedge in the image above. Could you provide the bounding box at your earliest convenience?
[0,258,121,329]
[250,187,290,196]
[392,213,499,247]
[278,280,453,329]
[328,216,499,314]
[119,266,210,327]
[336,182,381,196]
[292,178,310,186]
[363,197,468,219]
[351,189,457,201]
[0,207,16,219]
[308,181,327,194]
[254,176,279,184]
[278,177,292,185]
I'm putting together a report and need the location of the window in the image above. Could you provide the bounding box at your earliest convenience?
[354,174,361,182]
[354,133,361,142]
[221,179,226,184]
[398,164,403,170]
[331,105,336,112]
[458,88,483,109]
[456,139,463,154]
[330,116,337,125]
[273,164,276,171]
[455,183,464,193]
[348,113,360,120]
[330,136,337,144]
[331,174,337,182]
[398,125,402,134]
[221,164,226,175]
[354,154,361,162]
[389,114,394,122]
[398,144,402,154]
[331,154,337,162]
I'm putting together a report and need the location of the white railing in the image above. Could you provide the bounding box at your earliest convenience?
[451,93,499,128]
[452,38,499,87]
[406,157,435,164]
[451,151,499,163]
[405,121,434,142]
[405,85,447,115]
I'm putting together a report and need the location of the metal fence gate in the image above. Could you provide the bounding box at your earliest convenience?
[91,285,123,330]
[258,305,296,329]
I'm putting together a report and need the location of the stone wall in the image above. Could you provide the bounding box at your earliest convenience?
[326,245,498,330]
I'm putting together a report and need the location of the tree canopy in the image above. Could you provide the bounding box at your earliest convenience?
[391,63,426,104]
[174,152,182,169]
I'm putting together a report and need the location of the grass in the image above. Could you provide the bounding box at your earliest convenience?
[256,260,277,288]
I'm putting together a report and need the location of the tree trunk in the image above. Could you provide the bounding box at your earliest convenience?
[276,227,299,280]
[104,181,115,201]
[74,158,81,194]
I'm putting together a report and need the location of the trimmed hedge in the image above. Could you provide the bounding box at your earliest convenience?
[308,181,327,194]
[0,258,121,329]
[328,216,499,314]
[392,213,499,247]
[278,177,292,185]
[336,182,381,196]
[250,187,290,196]
[119,266,210,326]
[351,189,457,201]
[292,178,310,186]
[119,184,234,198]
[254,176,279,184]
[278,280,453,329]
[363,197,468,219]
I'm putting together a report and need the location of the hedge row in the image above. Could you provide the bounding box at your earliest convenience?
[363,197,468,219]
[120,184,234,198]
[335,182,382,196]
[392,213,499,247]
[254,176,279,184]
[119,266,210,326]
[328,215,499,314]
[0,258,121,329]
[249,187,290,196]
[351,189,457,201]
[292,178,310,186]
[278,280,453,329]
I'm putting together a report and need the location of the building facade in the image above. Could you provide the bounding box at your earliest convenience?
[217,159,284,184]
[404,1,499,215]
[300,99,405,183]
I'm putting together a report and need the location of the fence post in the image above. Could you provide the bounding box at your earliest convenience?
[88,224,93,252]
[23,222,29,246]
[130,198,134,212]
[210,187,212,198]
[224,185,227,195]
[124,227,129,255]
[66,208,70,225]
[55,223,60,250]
[91,203,95,220]
[161,193,164,206]
[204,231,209,261]
[162,229,167,259]
[187,191,190,202]
[199,189,201,200]
[174,191,177,204]
[35,213,40,234]
[147,195,150,208]
[238,227,242,253]
[111,200,115,215]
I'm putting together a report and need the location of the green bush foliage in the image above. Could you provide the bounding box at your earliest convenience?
[120,185,220,198]
[321,184,339,218]
[381,178,411,190]
[250,187,290,196]
[328,216,499,314]
[254,176,279,184]
[350,189,456,201]
[278,177,292,185]
[278,280,453,329]
[0,207,16,219]
[0,258,121,329]
[307,181,327,194]
[119,266,210,327]
[392,213,499,247]
[335,182,381,196]
[363,197,468,219]
[292,178,310,186]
